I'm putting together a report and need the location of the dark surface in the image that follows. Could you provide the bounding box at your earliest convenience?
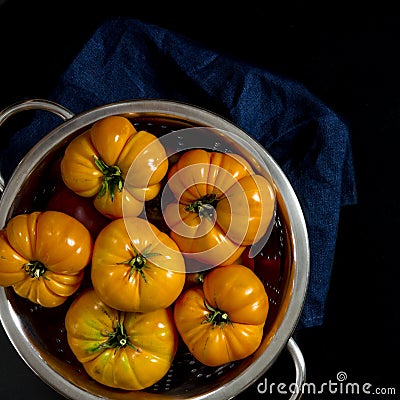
[0,2,398,399]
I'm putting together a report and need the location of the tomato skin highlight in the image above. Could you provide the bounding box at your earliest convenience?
[0,210,93,307]
[173,264,269,366]
[65,288,178,390]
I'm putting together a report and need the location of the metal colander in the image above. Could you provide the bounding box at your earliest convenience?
[0,99,309,400]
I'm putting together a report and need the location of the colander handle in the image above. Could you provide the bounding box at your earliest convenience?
[287,337,306,400]
[0,98,74,194]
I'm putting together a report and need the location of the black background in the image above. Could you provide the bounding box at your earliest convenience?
[0,2,398,399]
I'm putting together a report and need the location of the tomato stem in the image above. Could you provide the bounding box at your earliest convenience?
[100,321,138,352]
[185,194,218,216]
[94,156,123,201]
[203,299,232,328]
[22,261,49,280]
[117,243,161,284]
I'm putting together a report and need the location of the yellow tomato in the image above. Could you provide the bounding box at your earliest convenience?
[174,264,269,366]
[60,115,168,219]
[164,149,276,266]
[0,211,92,307]
[91,217,186,312]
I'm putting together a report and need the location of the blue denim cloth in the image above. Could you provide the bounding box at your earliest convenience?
[0,17,357,329]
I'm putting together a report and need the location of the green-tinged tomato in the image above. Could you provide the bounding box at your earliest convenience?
[65,288,178,390]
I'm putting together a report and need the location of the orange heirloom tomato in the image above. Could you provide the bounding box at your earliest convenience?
[65,288,178,390]
[0,211,92,307]
[60,115,168,219]
[163,149,276,266]
[173,264,269,367]
[91,217,186,313]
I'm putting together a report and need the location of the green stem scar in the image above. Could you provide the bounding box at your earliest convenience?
[202,299,232,328]
[100,321,138,352]
[185,194,218,220]
[117,243,161,283]
[94,155,123,201]
[22,261,49,280]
